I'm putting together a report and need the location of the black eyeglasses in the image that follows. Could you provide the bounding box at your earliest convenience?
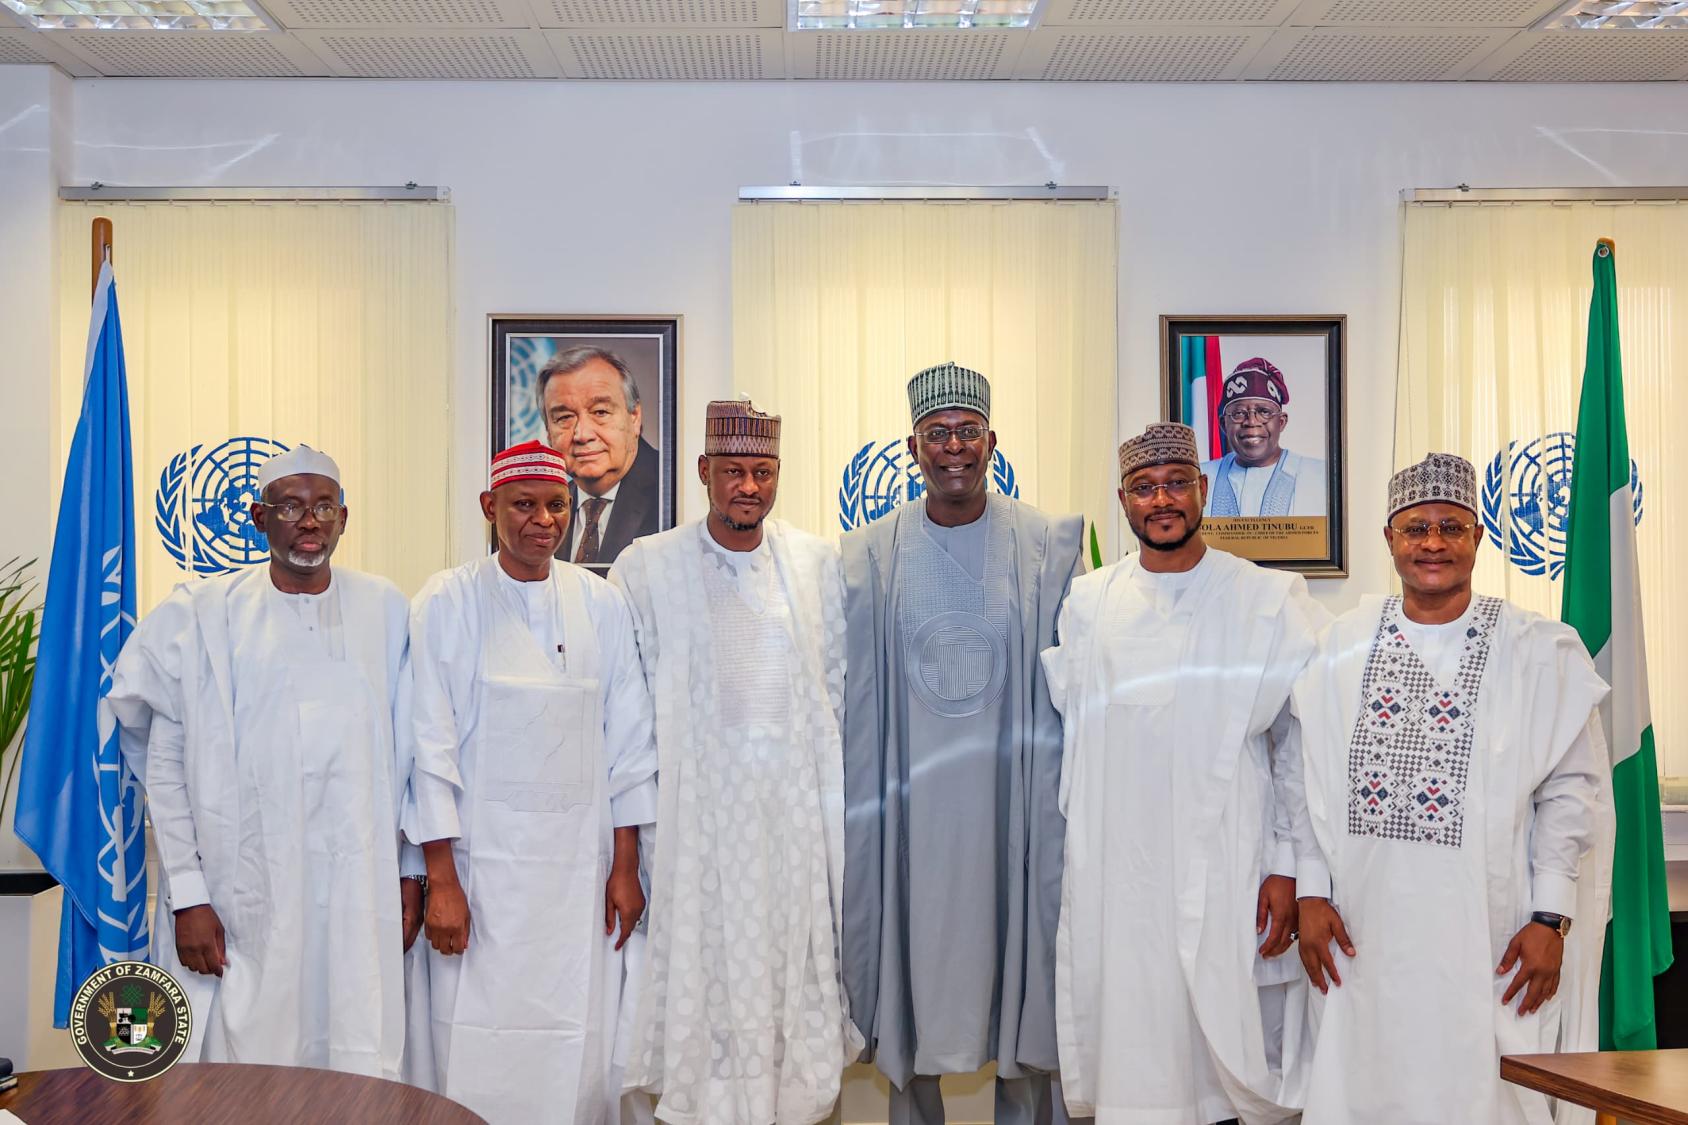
[1123,478,1198,502]
[263,501,343,524]
[917,424,987,445]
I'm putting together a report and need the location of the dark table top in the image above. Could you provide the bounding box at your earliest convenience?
[0,1063,487,1124]
[1502,1050,1688,1125]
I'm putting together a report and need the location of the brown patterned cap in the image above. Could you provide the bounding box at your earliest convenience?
[1118,422,1201,479]
[704,397,780,458]
[1387,452,1477,520]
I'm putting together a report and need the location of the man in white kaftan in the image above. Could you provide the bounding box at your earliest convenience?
[1042,423,1325,1125]
[407,440,659,1125]
[105,445,421,1076]
[1293,453,1612,1125]
[616,399,860,1124]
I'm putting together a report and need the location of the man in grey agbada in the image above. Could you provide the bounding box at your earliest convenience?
[842,362,1087,1124]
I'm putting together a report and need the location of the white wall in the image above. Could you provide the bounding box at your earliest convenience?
[52,77,1688,614]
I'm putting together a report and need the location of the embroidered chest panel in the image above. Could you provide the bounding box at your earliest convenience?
[895,506,1012,720]
[1345,595,1502,849]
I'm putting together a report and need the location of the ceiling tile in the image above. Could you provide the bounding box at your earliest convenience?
[50,30,330,76]
[264,0,536,28]
[531,0,781,27]
[1018,25,1268,77]
[1041,0,1298,25]
[1287,0,1564,25]
[1467,29,1688,80]
[0,27,97,71]
[294,28,560,76]
[1244,25,1513,78]
[548,28,783,76]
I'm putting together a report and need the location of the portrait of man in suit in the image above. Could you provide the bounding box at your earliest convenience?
[538,344,663,570]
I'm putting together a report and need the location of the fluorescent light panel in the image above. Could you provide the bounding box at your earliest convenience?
[793,0,1038,30]
[1540,0,1688,28]
[2,0,275,30]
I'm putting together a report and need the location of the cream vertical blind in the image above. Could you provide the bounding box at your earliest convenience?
[56,200,455,609]
[731,200,1119,545]
[1395,200,1688,780]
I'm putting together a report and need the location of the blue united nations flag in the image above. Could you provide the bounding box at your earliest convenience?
[838,438,1020,533]
[14,258,149,1026]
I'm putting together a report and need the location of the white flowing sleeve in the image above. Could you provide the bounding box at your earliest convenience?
[590,578,658,829]
[1268,582,1332,888]
[405,574,472,844]
[105,591,211,911]
[1530,713,1603,918]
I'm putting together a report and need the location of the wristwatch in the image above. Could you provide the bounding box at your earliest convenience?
[402,873,429,893]
[1530,911,1571,937]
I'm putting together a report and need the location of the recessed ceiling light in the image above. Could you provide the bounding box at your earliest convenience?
[1539,0,1688,29]
[791,0,1040,30]
[2,0,276,31]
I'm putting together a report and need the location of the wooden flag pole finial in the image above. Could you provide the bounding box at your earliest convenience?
[91,216,113,299]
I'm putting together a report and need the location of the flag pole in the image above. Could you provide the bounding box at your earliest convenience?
[91,216,112,299]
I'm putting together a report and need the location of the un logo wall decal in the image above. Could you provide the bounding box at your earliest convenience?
[156,436,292,575]
[1480,432,1642,580]
[838,439,1020,532]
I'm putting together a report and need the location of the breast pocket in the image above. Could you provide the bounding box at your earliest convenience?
[1104,635,1177,707]
[481,676,597,814]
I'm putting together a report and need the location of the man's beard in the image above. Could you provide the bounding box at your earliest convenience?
[287,549,330,568]
[1135,511,1201,553]
[712,505,765,534]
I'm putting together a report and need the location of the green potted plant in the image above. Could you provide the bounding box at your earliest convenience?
[0,557,40,832]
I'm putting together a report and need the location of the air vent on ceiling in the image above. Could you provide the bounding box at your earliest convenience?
[1052,0,1288,24]
[1264,29,1493,79]
[59,32,310,76]
[1039,30,1256,78]
[563,31,770,77]
[537,0,774,25]
[1489,33,1688,80]
[303,30,556,77]
[265,0,526,26]
[812,30,1010,78]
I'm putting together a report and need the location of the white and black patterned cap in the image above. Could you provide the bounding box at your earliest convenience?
[907,361,989,426]
[1387,452,1478,521]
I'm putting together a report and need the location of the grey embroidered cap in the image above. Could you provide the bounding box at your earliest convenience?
[1387,452,1478,520]
[1118,421,1201,479]
[907,361,990,425]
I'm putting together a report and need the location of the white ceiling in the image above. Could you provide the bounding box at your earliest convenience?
[2,0,1687,80]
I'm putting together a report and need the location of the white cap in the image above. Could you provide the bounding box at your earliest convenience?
[255,444,342,493]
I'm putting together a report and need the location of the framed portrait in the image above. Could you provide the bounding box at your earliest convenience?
[1160,315,1346,577]
[490,315,680,574]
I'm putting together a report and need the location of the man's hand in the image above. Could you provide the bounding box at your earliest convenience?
[605,825,643,951]
[421,839,470,956]
[174,904,227,977]
[1256,874,1298,958]
[1296,896,1355,993]
[400,879,424,953]
[1498,921,1564,1015]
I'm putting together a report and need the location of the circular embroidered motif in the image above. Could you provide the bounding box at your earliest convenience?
[908,610,1007,719]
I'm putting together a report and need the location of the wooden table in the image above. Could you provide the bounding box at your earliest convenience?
[0,1063,486,1124]
[1502,1050,1688,1125]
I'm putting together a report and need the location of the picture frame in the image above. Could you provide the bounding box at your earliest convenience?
[490,315,680,574]
[1160,315,1346,577]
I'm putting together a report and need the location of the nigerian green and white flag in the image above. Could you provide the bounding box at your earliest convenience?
[1561,237,1674,1051]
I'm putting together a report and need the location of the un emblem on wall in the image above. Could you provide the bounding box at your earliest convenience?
[1481,432,1643,580]
[505,335,551,445]
[838,439,1020,532]
[156,436,291,575]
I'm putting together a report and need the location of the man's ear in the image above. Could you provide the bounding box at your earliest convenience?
[479,490,497,522]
